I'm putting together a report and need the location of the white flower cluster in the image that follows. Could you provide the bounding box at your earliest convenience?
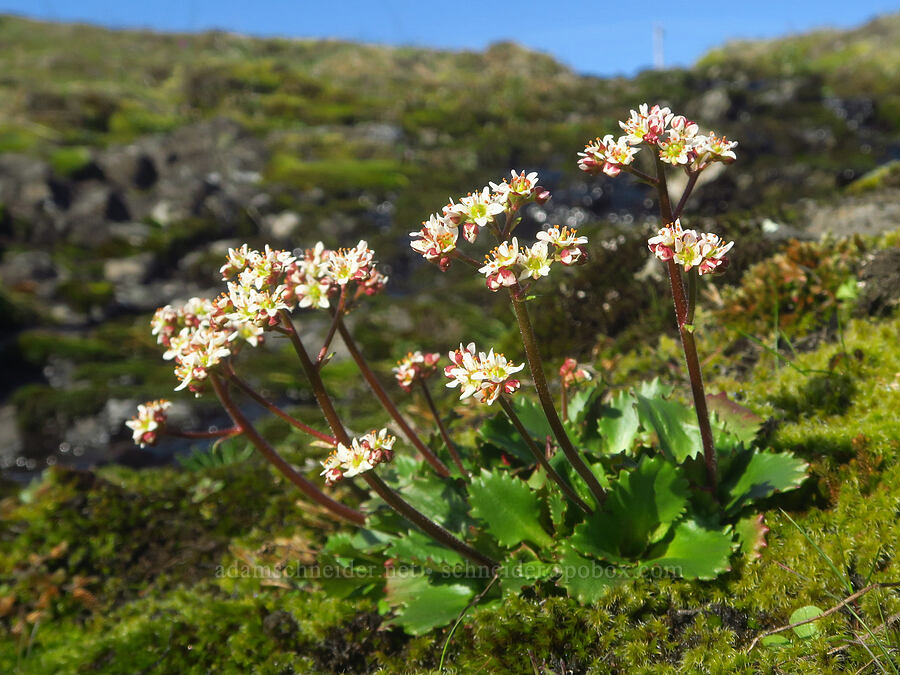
[410,170,547,265]
[392,350,441,392]
[444,342,525,405]
[648,219,734,275]
[151,296,258,395]
[151,241,389,394]
[478,226,588,291]
[578,103,738,176]
[220,244,295,327]
[125,399,171,447]
[222,241,386,316]
[320,429,396,486]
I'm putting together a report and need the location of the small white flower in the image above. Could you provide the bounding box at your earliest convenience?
[446,187,505,228]
[125,399,171,448]
[520,241,552,280]
[410,214,458,260]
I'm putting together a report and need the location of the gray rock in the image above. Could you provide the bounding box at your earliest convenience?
[64,415,110,450]
[695,88,731,121]
[804,188,900,238]
[0,250,56,285]
[108,221,154,246]
[356,123,404,145]
[855,248,900,317]
[0,405,24,470]
[113,279,210,312]
[42,356,76,388]
[262,211,301,241]
[103,252,155,285]
[104,398,140,434]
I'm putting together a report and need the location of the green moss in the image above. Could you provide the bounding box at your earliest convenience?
[0,124,42,153]
[17,331,115,365]
[107,101,181,139]
[846,159,900,194]
[55,279,114,313]
[48,146,92,177]
[265,154,413,192]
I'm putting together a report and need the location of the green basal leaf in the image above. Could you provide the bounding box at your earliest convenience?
[545,453,609,512]
[385,572,477,635]
[469,469,553,548]
[316,552,383,600]
[569,456,689,560]
[636,393,702,462]
[790,605,823,639]
[567,384,602,425]
[385,530,465,567]
[323,532,363,560]
[482,396,558,460]
[639,518,734,580]
[547,487,567,533]
[596,390,640,455]
[555,547,624,604]
[398,471,474,536]
[723,449,809,515]
[637,377,674,400]
[706,392,764,446]
[734,513,770,559]
[501,548,556,596]
[350,528,396,553]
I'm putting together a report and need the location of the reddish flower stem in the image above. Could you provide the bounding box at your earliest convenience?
[335,317,451,478]
[654,156,717,491]
[277,310,352,444]
[317,285,347,366]
[225,365,337,445]
[417,379,468,477]
[209,373,365,525]
[450,250,481,270]
[498,396,592,515]
[673,170,700,220]
[274,311,494,569]
[622,164,658,185]
[363,472,497,571]
[507,288,607,506]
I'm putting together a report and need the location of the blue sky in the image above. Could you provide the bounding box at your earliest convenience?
[3,1,899,75]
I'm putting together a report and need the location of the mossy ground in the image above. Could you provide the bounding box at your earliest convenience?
[2,233,900,673]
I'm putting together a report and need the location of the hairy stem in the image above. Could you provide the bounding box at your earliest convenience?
[655,157,717,491]
[274,311,492,565]
[226,366,337,445]
[673,170,700,220]
[498,396,592,515]
[687,268,698,325]
[450,249,482,270]
[336,317,451,477]
[317,285,347,366]
[210,373,365,525]
[277,310,351,444]
[508,289,606,506]
[622,164,658,185]
[418,379,469,477]
[363,472,497,571]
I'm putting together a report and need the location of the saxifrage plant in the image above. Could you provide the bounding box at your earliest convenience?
[122,103,807,634]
